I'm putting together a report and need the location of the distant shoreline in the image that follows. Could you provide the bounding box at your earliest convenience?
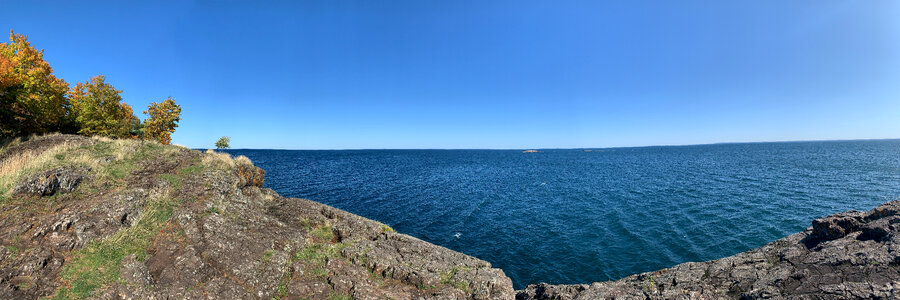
[207,137,900,151]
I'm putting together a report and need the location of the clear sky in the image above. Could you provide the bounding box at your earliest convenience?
[3,1,899,149]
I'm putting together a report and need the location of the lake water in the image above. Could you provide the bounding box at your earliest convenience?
[225,140,900,289]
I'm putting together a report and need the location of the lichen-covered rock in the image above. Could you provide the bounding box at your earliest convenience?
[13,166,90,196]
[235,164,265,187]
[517,200,900,300]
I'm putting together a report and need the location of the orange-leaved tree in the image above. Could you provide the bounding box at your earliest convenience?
[69,75,136,138]
[143,97,181,145]
[0,30,73,138]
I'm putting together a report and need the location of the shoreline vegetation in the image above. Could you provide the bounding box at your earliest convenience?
[1,134,899,299]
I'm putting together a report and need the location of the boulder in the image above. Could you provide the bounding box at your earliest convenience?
[14,166,90,196]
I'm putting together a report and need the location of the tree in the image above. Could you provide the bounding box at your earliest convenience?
[128,115,143,138]
[143,97,181,145]
[69,75,136,138]
[0,30,73,138]
[215,136,230,149]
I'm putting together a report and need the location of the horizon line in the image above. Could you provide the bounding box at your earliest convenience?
[197,136,900,151]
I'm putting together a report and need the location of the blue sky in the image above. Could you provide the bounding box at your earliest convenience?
[3,1,899,149]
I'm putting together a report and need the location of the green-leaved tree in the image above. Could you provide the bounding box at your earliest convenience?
[215,136,230,149]
[142,97,181,145]
[69,75,136,138]
[0,30,74,138]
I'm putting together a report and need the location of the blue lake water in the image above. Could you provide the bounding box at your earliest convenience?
[225,140,900,289]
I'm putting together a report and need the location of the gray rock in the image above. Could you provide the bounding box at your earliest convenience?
[121,254,153,286]
[516,200,900,300]
[14,166,90,196]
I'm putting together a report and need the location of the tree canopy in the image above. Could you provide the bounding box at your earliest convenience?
[215,136,230,149]
[0,30,183,143]
[69,75,136,138]
[0,30,73,137]
[143,97,181,145]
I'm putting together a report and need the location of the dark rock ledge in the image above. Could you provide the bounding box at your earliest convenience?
[516,200,900,300]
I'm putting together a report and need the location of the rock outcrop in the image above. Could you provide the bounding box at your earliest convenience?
[14,166,91,196]
[0,135,513,299]
[517,200,900,299]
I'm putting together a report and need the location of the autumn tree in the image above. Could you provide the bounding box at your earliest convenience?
[143,97,181,145]
[69,75,136,138]
[0,30,73,138]
[215,136,230,149]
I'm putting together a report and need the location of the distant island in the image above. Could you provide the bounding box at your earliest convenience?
[523,150,539,153]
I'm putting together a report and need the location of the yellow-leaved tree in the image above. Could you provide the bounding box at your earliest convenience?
[143,97,181,145]
[69,75,137,138]
[0,30,73,138]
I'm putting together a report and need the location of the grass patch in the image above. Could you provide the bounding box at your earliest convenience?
[157,163,205,191]
[381,224,395,233]
[299,218,312,231]
[328,293,352,300]
[5,245,19,259]
[294,243,346,262]
[293,242,352,280]
[262,249,276,262]
[159,174,183,189]
[276,282,288,299]
[177,164,204,176]
[107,165,128,181]
[206,206,220,215]
[51,198,177,299]
[440,266,470,292]
[0,185,8,204]
[311,225,334,242]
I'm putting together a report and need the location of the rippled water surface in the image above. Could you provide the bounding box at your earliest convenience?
[226,140,900,289]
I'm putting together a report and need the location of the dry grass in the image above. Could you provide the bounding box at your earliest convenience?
[0,141,83,199]
[202,149,252,170]
[235,155,252,165]
[0,136,160,199]
[203,149,235,169]
[1,135,254,200]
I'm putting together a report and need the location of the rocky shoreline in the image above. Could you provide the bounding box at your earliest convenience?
[1,135,898,299]
[517,200,900,299]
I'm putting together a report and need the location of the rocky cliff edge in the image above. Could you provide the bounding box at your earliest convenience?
[0,134,513,299]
